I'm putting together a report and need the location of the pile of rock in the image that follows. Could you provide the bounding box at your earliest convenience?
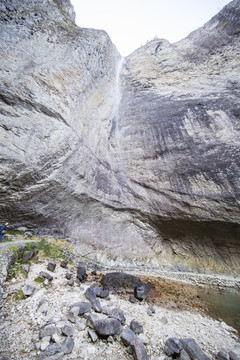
[25,264,151,360]
[163,337,240,360]
[12,261,239,360]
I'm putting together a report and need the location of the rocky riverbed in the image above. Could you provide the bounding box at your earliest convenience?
[0,237,239,360]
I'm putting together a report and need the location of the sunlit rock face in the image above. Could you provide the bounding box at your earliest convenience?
[0,0,240,274]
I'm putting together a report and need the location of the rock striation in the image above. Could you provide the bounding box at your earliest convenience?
[0,0,240,274]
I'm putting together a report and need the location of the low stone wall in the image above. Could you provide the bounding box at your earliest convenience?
[0,249,15,302]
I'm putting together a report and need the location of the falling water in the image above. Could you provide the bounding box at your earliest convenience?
[115,56,124,135]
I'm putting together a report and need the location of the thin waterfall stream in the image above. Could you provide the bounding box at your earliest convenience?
[115,56,125,138]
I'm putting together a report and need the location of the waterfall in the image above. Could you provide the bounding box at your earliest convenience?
[115,56,124,134]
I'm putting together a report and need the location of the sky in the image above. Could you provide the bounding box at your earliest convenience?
[70,0,231,56]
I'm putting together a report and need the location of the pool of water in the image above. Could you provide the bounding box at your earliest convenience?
[198,287,240,335]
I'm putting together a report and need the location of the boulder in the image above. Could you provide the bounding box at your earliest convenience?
[62,324,74,337]
[164,338,183,357]
[134,284,151,301]
[180,338,210,360]
[40,325,59,339]
[91,285,101,297]
[91,298,102,313]
[24,231,33,238]
[39,271,53,281]
[229,351,240,360]
[130,320,143,334]
[129,295,137,303]
[131,338,149,360]
[21,264,30,273]
[67,307,79,323]
[99,289,110,299]
[67,278,74,286]
[93,318,122,337]
[65,273,73,280]
[120,328,136,346]
[47,261,56,272]
[77,266,87,282]
[70,302,92,315]
[146,305,155,316]
[101,272,146,290]
[88,329,98,343]
[60,260,68,268]
[63,336,74,354]
[45,343,63,356]
[108,308,126,325]
[85,287,96,302]
[24,250,38,261]
[22,284,36,296]
[138,334,148,345]
[217,351,228,360]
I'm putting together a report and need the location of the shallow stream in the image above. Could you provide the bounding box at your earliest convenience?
[198,287,240,335]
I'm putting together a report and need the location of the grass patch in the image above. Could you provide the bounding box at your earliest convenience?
[34,276,45,283]
[37,239,71,261]
[16,289,26,301]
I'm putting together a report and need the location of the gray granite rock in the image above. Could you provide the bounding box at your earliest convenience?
[130,320,143,334]
[131,338,149,360]
[120,328,136,346]
[88,329,98,343]
[164,338,183,357]
[63,336,74,354]
[45,343,63,356]
[47,262,56,272]
[40,325,60,339]
[62,324,74,337]
[22,284,36,296]
[108,308,126,325]
[93,318,122,337]
[180,338,210,360]
[39,272,53,281]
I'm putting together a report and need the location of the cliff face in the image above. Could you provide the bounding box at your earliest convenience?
[0,0,240,274]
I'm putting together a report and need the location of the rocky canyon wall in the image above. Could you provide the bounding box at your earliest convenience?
[0,0,240,275]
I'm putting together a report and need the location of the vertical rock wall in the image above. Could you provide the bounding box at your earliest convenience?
[0,0,240,274]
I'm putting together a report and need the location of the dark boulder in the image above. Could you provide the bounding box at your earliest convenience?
[130,320,143,334]
[77,266,87,282]
[134,284,151,301]
[164,338,183,357]
[101,272,149,290]
[120,328,136,346]
[45,343,63,356]
[99,289,110,298]
[24,250,38,261]
[62,324,74,337]
[93,318,122,337]
[66,273,73,280]
[60,260,68,268]
[63,336,74,354]
[47,261,56,272]
[39,271,53,281]
[131,338,149,360]
[217,351,228,360]
[85,287,96,303]
[91,285,101,297]
[108,308,126,325]
[180,338,210,360]
[70,302,92,315]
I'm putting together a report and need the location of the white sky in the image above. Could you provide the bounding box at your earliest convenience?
[70,0,231,56]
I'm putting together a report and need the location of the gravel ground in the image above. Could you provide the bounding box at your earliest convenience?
[0,256,239,360]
